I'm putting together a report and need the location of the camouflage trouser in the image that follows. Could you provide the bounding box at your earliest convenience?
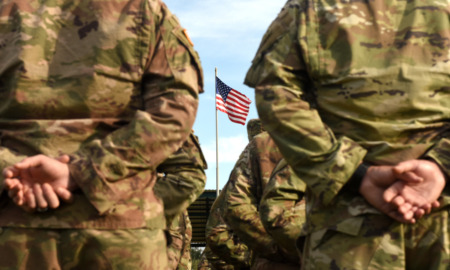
[167,210,192,270]
[0,227,168,270]
[302,209,450,270]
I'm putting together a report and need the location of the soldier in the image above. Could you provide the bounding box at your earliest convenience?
[154,132,207,270]
[223,129,300,268]
[203,119,267,270]
[245,0,449,268]
[205,180,253,270]
[259,160,307,265]
[0,0,203,268]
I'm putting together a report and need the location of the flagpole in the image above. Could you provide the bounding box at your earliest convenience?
[215,67,219,198]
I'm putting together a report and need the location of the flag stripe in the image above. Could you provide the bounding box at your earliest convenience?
[215,77,251,125]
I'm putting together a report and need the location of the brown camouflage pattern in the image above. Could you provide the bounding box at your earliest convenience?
[155,132,207,225]
[259,160,306,264]
[224,131,295,263]
[165,210,192,270]
[0,0,203,230]
[246,0,450,234]
[0,227,168,270]
[205,181,252,270]
[246,0,450,268]
[246,119,265,142]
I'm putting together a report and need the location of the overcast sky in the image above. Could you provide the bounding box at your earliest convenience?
[163,0,285,191]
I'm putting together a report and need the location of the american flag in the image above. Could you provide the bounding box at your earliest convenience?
[216,77,251,125]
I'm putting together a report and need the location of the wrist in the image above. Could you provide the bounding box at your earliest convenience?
[347,163,370,193]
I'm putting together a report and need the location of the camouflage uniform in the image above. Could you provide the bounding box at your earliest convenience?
[224,131,301,267]
[198,247,214,270]
[205,180,252,270]
[0,0,203,268]
[155,132,207,270]
[203,119,269,270]
[177,211,192,270]
[246,0,450,269]
[259,160,307,264]
[164,210,193,270]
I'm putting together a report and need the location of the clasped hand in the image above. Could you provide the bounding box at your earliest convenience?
[360,159,445,224]
[3,154,77,213]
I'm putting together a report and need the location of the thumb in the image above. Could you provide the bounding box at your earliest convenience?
[56,155,70,164]
[394,171,423,183]
[14,155,45,169]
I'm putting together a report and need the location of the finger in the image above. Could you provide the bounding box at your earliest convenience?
[3,167,19,179]
[391,195,405,208]
[25,189,36,209]
[397,202,412,215]
[393,160,419,175]
[421,203,432,215]
[5,178,21,191]
[55,187,74,203]
[33,184,48,209]
[11,190,24,206]
[56,155,70,164]
[42,183,60,209]
[431,201,440,209]
[5,178,24,191]
[387,210,415,224]
[383,182,403,203]
[395,171,423,183]
[414,208,425,219]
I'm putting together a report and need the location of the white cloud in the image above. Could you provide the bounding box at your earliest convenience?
[166,0,283,39]
[202,134,248,165]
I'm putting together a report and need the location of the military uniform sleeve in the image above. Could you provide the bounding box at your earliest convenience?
[224,141,281,259]
[259,160,307,262]
[68,3,203,215]
[154,133,207,221]
[244,3,366,206]
[424,138,450,180]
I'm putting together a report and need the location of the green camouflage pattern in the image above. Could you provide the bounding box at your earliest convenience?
[259,160,306,263]
[0,227,168,269]
[224,131,293,262]
[197,248,213,270]
[245,0,450,234]
[0,0,203,229]
[177,211,192,270]
[246,119,265,142]
[205,181,252,269]
[155,132,207,225]
[303,211,450,269]
[165,210,192,270]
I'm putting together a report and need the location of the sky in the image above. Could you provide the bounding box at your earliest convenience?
[163,0,285,191]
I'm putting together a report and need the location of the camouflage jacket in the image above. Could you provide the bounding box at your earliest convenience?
[246,0,450,233]
[0,0,203,229]
[223,131,288,261]
[155,132,207,225]
[205,181,252,270]
[259,160,306,262]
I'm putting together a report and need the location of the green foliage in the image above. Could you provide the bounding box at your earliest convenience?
[191,247,203,270]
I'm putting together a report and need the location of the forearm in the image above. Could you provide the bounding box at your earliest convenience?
[154,168,206,220]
